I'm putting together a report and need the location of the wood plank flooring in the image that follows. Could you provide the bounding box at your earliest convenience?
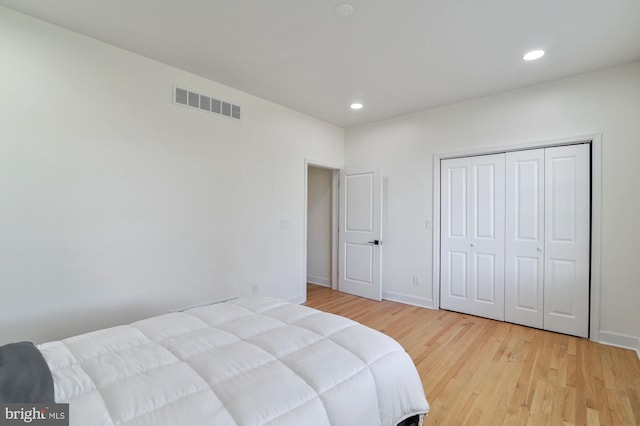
[304,284,640,426]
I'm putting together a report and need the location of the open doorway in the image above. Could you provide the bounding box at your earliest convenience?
[304,161,339,300]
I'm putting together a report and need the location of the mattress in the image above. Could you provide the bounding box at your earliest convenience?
[37,297,429,425]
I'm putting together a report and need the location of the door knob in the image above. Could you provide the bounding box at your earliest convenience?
[470,243,475,247]
[367,240,381,245]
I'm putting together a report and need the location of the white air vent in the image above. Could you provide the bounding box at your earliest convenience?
[173,85,241,120]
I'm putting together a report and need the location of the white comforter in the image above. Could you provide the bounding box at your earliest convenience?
[38,297,429,425]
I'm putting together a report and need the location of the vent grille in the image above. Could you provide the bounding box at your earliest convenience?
[221,101,231,117]
[173,86,241,120]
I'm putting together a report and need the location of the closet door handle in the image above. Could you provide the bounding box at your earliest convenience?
[470,243,475,247]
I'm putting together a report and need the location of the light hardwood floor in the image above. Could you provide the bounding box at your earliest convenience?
[305,284,640,426]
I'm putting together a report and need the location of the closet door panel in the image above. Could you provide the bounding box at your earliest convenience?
[440,158,472,313]
[469,154,505,321]
[449,165,468,238]
[514,257,542,306]
[547,259,577,315]
[448,251,468,299]
[474,162,499,239]
[544,144,590,338]
[505,149,544,328]
[475,253,497,302]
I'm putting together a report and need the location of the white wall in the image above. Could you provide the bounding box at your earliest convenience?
[306,167,333,286]
[345,60,640,349]
[0,7,344,344]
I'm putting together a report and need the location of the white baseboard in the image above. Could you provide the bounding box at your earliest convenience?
[306,274,331,287]
[382,290,434,309]
[599,331,640,360]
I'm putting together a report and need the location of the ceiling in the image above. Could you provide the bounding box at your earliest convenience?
[2,1,640,128]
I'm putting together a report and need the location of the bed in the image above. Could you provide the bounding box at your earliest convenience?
[2,296,429,425]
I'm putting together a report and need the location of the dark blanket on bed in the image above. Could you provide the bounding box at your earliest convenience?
[0,341,54,403]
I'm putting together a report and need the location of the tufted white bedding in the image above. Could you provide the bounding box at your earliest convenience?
[37,297,429,425]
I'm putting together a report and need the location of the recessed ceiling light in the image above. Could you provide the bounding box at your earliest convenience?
[335,3,354,17]
[523,49,545,61]
[350,102,363,110]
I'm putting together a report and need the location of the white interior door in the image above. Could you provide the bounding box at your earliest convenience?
[441,154,505,320]
[338,167,382,301]
[544,144,590,337]
[505,149,545,328]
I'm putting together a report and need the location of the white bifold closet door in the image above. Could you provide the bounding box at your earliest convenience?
[505,149,545,329]
[443,144,590,338]
[542,144,590,337]
[504,144,590,337]
[440,153,505,321]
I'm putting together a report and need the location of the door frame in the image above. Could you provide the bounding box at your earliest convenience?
[303,159,341,301]
[432,134,602,341]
